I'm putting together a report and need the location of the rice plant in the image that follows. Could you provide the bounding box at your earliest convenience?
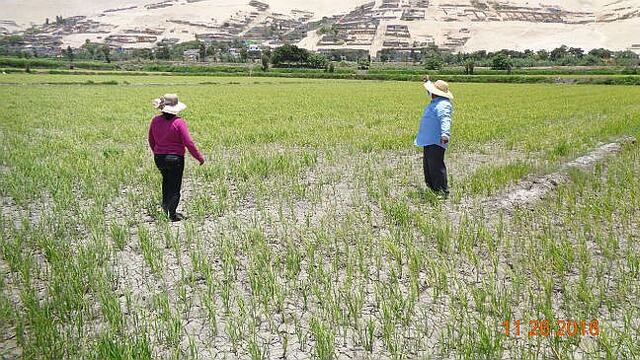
[0,73,639,358]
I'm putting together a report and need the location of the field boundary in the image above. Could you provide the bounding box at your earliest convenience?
[466,136,637,217]
[3,68,640,85]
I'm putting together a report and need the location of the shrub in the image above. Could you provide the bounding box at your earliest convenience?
[307,53,329,69]
[424,57,443,70]
[491,54,512,71]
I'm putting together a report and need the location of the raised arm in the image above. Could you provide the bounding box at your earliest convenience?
[422,75,433,93]
[177,120,205,164]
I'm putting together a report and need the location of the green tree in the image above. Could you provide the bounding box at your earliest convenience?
[0,35,24,46]
[568,47,584,58]
[357,58,370,70]
[623,58,639,74]
[132,48,154,60]
[580,54,601,66]
[615,50,639,60]
[156,45,171,60]
[64,46,74,63]
[424,56,443,70]
[550,45,568,61]
[206,46,217,61]
[410,48,418,64]
[422,44,444,69]
[464,60,475,75]
[491,53,512,71]
[379,50,390,62]
[101,45,111,63]
[442,52,457,65]
[239,47,248,62]
[307,53,328,69]
[471,50,487,60]
[588,48,612,60]
[614,50,639,66]
[261,54,270,71]
[262,47,272,59]
[82,39,100,59]
[199,42,206,62]
[536,49,549,61]
[271,44,309,66]
[327,62,335,73]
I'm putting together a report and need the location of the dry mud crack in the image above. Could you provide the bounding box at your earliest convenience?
[1,137,637,359]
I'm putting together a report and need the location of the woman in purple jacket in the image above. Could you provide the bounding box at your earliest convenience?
[148,94,204,222]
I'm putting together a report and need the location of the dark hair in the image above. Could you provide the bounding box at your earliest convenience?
[162,112,176,120]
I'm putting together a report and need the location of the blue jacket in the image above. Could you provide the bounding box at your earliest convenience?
[415,96,453,149]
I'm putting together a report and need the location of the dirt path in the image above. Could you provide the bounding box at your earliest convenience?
[495,137,635,211]
[448,136,637,224]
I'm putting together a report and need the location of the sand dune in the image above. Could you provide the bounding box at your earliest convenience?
[2,0,638,53]
[0,0,370,25]
[0,0,145,24]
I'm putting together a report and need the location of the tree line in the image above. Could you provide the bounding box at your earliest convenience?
[2,33,638,72]
[417,44,639,72]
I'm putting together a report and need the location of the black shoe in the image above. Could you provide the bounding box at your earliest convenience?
[436,191,449,200]
[170,213,186,222]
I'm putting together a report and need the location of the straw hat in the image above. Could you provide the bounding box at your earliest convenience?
[152,93,186,115]
[424,80,454,100]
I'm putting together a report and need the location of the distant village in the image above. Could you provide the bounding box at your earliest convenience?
[1,0,639,62]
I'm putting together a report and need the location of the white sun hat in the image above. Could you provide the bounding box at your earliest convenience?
[424,80,454,100]
[152,93,187,115]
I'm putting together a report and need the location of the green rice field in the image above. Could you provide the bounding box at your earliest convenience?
[1,74,639,359]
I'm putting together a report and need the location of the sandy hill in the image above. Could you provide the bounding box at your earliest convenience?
[1,0,638,54]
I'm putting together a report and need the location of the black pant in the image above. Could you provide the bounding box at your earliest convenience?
[423,145,449,194]
[154,154,184,217]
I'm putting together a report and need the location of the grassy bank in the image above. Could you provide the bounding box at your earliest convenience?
[3,67,640,85]
[2,56,639,85]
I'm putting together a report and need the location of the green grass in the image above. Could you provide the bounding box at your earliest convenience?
[3,66,640,84]
[460,161,532,196]
[2,56,636,77]
[0,74,639,359]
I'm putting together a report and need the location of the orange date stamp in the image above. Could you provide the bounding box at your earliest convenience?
[502,319,600,337]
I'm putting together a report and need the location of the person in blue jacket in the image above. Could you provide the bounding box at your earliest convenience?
[415,75,454,196]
